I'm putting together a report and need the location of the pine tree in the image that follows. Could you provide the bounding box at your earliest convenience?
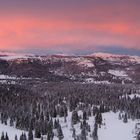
[28,128,33,140]
[5,132,9,140]
[54,119,59,129]
[123,113,128,123]
[64,113,67,123]
[47,132,51,140]
[20,133,24,140]
[1,132,5,140]
[71,111,79,125]
[83,111,87,120]
[10,118,14,126]
[35,122,41,138]
[137,132,140,140]
[81,128,87,140]
[57,125,64,140]
[23,133,27,140]
[92,123,98,140]
[118,113,122,120]
[15,135,18,140]
[72,128,76,138]
[95,112,102,127]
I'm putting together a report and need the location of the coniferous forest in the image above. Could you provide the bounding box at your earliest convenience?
[0,82,140,140]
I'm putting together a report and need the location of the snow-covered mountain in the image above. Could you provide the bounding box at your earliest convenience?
[0,52,140,84]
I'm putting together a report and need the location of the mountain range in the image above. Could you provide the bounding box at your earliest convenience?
[0,52,140,84]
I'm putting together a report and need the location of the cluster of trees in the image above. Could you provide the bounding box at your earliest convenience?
[0,83,139,139]
[0,132,9,140]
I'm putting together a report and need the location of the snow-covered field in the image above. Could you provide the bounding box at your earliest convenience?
[0,111,138,140]
[98,112,137,140]
[108,70,128,77]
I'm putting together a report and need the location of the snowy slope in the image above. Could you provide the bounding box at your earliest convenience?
[0,111,137,140]
[98,112,136,140]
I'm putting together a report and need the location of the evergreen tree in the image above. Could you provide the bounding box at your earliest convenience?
[72,128,76,138]
[92,123,98,140]
[20,133,24,140]
[64,113,67,123]
[71,111,79,125]
[10,118,14,126]
[5,132,9,140]
[35,122,41,138]
[47,132,51,140]
[137,132,140,140]
[54,119,59,129]
[57,125,64,140]
[118,113,122,120]
[123,113,128,123]
[83,111,87,120]
[23,133,27,140]
[28,128,33,140]
[1,132,5,140]
[15,135,18,140]
[95,113,102,126]
[81,128,87,140]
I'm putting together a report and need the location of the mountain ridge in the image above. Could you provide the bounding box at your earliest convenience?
[0,52,139,84]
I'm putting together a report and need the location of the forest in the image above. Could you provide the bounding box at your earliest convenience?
[0,82,140,140]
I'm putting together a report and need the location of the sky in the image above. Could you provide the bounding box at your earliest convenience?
[0,0,140,55]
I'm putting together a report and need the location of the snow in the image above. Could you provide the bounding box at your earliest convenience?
[0,123,27,140]
[99,112,136,140]
[85,78,111,84]
[92,52,122,58]
[108,70,128,77]
[129,56,140,64]
[89,52,140,64]
[78,59,94,68]
[130,94,140,98]
[0,75,17,79]
[0,111,138,140]
[0,55,28,60]
[126,94,140,99]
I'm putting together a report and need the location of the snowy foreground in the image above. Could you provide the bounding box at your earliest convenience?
[0,111,138,140]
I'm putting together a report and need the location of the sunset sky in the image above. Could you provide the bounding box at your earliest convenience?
[0,0,140,55]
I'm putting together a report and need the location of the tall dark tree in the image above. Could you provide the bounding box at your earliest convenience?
[5,132,9,140]
[71,111,79,125]
[57,125,64,140]
[1,132,5,140]
[15,135,18,140]
[28,128,34,140]
[123,113,128,123]
[92,123,98,140]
